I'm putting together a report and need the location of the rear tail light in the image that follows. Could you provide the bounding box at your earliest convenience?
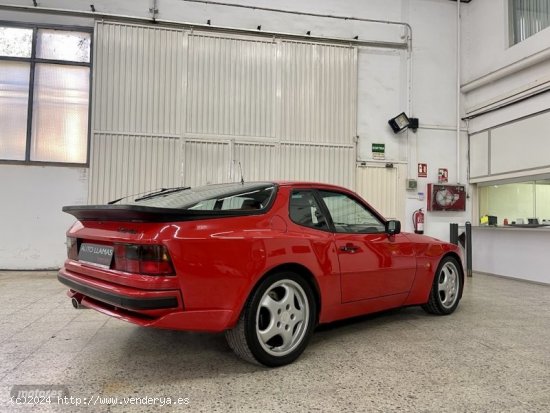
[113,244,175,276]
[66,237,78,260]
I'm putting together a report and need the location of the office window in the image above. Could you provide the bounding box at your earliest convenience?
[510,0,550,45]
[478,179,550,226]
[0,25,91,164]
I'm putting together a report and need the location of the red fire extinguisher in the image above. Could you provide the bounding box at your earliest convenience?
[413,208,424,234]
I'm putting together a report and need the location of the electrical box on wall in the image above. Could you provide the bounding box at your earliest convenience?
[406,179,417,191]
[427,184,466,211]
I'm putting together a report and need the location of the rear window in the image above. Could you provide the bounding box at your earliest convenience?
[119,182,276,211]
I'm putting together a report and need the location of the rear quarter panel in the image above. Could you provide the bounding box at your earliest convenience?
[165,187,340,327]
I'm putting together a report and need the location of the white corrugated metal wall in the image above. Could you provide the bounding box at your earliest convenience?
[90,21,357,203]
[90,22,185,202]
[186,34,276,138]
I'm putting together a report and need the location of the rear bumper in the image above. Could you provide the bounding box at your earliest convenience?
[58,268,235,332]
[58,274,178,310]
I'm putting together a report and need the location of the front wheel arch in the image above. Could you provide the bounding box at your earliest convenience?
[422,254,464,315]
[441,252,465,300]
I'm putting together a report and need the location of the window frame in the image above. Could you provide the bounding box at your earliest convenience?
[186,185,277,212]
[123,182,279,217]
[316,189,387,234]
[288,189,333,233]
[288,188,388,234]
[0,21,93,166]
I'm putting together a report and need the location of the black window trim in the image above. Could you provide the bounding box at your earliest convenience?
[117,182,280,216]
[314,188,388,235]
[288,189,334,233]
[188,183,279,214]
[0,20,93,167]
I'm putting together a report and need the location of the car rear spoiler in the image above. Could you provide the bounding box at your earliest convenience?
[62,205,261,222]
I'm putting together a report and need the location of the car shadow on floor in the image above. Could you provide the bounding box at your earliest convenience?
[72,305,430,379]
[56,303,445,389]
[309,305,427,343]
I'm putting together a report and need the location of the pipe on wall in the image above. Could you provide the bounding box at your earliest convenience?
[0,3,411,49]
[456,0,461,183]
[181,0,413,47]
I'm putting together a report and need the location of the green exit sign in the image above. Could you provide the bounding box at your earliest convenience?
[372,143,385,160]
[372,143,385,153]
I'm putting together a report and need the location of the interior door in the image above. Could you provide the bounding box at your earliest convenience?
[317,190,416,303]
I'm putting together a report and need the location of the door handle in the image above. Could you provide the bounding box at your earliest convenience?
[339,243,358,253]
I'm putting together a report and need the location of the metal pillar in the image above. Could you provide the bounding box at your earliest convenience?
[450,223,459,245]
[465,221,472,277]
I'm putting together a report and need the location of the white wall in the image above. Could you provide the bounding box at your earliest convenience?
[0,0,468,267]
[472,227,550,284]
[405,129,472,242]
[461,0,550,280]
[462,0,550,82]
[462,0,550,131]
[0,165,88,269]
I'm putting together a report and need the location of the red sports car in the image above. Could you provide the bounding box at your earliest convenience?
[59,181,463,366]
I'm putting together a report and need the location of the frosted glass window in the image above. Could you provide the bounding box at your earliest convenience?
[0,26,90,164]
[36,29,91,62]
[0,61,30,160]
[30,64,89,163]
[510,0,550,45]
[0,27,32,58]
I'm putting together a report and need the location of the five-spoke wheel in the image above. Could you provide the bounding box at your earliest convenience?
[225,272,316,367]
[423,256,463,315]
[256,279,310,357]
[437,261,460,309]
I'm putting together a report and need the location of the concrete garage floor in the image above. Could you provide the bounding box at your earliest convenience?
[0,272,549,412]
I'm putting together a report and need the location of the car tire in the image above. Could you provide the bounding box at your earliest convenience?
[225,272,317,367]
[422,256,463,315]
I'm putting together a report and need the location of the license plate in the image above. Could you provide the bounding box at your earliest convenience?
[78,243,114,269]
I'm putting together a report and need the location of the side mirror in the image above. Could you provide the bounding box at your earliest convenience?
[385,220,401,235]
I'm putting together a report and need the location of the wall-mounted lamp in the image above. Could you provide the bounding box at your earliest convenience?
[388,112,419,133]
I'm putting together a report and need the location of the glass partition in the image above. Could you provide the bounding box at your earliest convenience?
[479,179,550,225]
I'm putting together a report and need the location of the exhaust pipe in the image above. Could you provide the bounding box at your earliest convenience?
[71,297,85,309]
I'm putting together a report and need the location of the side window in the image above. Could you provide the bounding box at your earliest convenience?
[220,197,262,210]
[318,190,385,233]
[289,191,329,230]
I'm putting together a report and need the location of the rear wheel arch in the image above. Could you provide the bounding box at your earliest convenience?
[226,270,317,366]
[235,263,321,327]
[264,264,321,322]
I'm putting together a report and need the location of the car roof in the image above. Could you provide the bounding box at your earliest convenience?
[184,181,351,192]
[272,181,352,191]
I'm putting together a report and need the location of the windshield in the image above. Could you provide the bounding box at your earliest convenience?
[117,182,276,211]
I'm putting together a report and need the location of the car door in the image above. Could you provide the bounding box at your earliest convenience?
[317,190,416,303]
